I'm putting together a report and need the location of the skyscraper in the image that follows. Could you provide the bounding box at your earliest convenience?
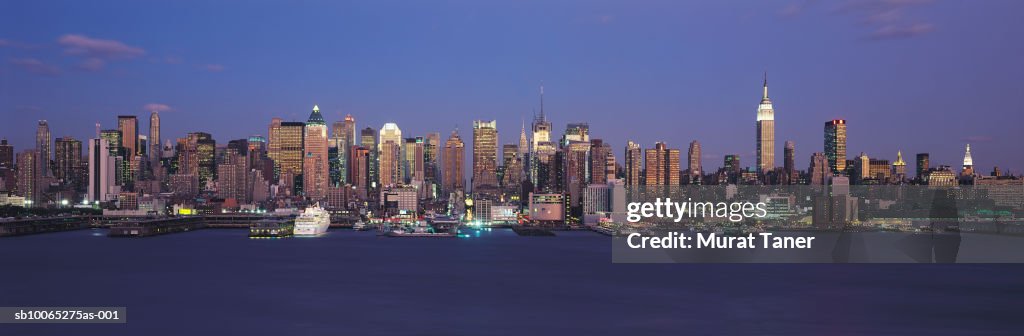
[590,139,610,185]
[809,152,829,185]
[756,74,775,174]
[149,110,161,167]
[724,154,741,178]
[624,141,642,186]
[36,120,51,177]
[962,144,974,176]
[472,120,498,189]
[563,141,590,209]
[783,140,796,184]
[687,140,701,181]
[0,139,12,169]
[360,127,378,190]
[268,118,282,177]
[443,130,465,193]
[424,132,440,195]
[562,123,590,146]
[379,123,402,186]
[303,105,329,200]
[916,153,929,181]
[518,121,528,159]
[54,136,82,187]
[17,150,38,205]
[893,151,907,180]
[644,142,680,186]
[824,119,847,175]
[118,115,139,157]
[0,139,13,192]
[88,138,119,202]
[403,137,425,184]
[277,121,305,186]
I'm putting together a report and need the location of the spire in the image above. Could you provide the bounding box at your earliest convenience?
[895,150,905,165]
[539,81,546,122]
[762,71,769,99]
[963,144,973,167]
[306,105,325,125]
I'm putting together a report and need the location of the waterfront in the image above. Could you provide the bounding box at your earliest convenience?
[1,229,1023,335]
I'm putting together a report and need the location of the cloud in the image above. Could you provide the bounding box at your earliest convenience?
[76,57,106,71]
[9,58,60,76]
[57,34,145,60]
[869,23,935,39]
[164,56,183,64]
[203,64,224,72]
[782,0,936,40]
[0,39,8,47]
[962,135,994,143]
[143,103,172,112]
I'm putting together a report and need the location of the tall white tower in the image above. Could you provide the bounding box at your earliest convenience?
[756,73,775,174]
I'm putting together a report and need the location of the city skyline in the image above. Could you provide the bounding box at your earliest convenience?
[3,1,1023,174]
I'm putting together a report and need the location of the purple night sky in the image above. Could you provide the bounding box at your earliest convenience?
[2,0,1023,174]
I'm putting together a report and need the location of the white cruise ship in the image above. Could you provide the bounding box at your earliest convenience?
[293,203,330,237]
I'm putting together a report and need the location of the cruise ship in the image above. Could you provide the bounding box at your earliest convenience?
[293,203,330,237]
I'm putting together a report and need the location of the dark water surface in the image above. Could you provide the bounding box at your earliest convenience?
[1,228,1022,335]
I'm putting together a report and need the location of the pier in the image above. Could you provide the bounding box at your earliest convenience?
[108,217,206,237]
[0,216,98,237]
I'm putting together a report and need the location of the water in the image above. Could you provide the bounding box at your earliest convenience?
[1,228,1022,335]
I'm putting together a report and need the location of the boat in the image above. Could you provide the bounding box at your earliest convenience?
[385,222,456,238]
[352,221,370,231]
[293,203,330,237]
[249,219,293,238]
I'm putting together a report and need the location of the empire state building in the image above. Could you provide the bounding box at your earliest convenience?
[756,74,775,174]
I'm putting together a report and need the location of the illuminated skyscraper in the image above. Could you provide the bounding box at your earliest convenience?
[624,141,642,186]
[530,83,555,188]
[756,74,775,174]
[379,123,402,186]
[893,151,907,180]
[360,127,378,190]
[36,120,51,177]
[149,110,160,166]
[443,130,465,193]
[562,123,589,146]
[916,153,929,181]
[0,139,12,191]
[277,121,305,186]
[379,140,401,187]
[16,150,38,205]
[424,132,440,195]
[0,139,12,169]
[644,142,680,186]
[563,141,590,208]
[54,136,82,187]
[824,119,847,175]
[962,144,974,176]
[88,138,119,202]
[118,115,139,157]
[590,139,611,184]
[472,120,498,189]
[518,121,528,159]
[268,118,282,177]
[303,105,329,200]
[403,137,425,184]
[687,140,701,181]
